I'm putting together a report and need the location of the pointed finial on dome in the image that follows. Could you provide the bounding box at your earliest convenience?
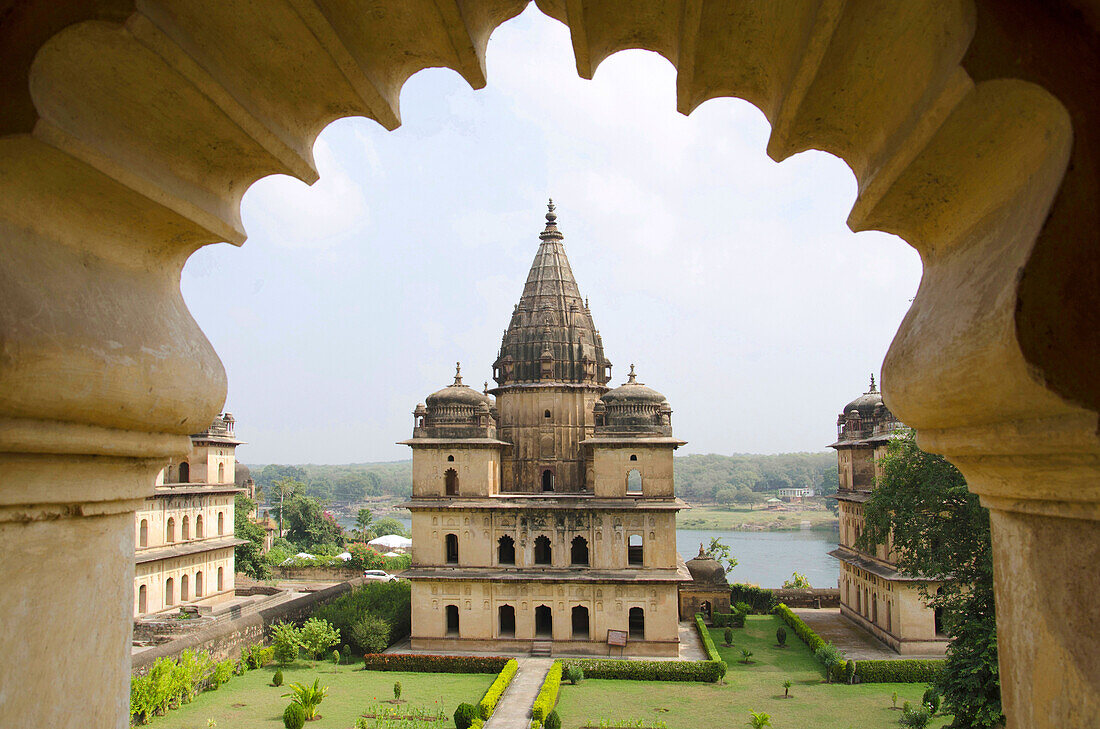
[698,543,706,558]
[454,362,464,386]
[483,381,489,395]
[627,364,637,384]
[869,373,877,393]
[539,198,563,241]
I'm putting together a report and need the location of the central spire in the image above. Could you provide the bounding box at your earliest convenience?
[492,201,611,388]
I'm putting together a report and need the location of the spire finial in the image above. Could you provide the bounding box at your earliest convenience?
[698,543,706,558]
[869,373,877,393]
[483,381,489,395]
[539,199,563,241]
[454,361,463,386]
[627,364,637,384]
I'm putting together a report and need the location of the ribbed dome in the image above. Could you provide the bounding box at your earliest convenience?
[842,375,883,418]
[594,365,673,435]
[685,544,727,585]
[601,368,668,405]
[425,363,493,408]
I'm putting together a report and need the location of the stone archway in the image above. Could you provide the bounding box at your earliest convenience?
[0,3,1097,727]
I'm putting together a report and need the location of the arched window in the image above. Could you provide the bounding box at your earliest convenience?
[218,462,225,483]
[570,536,589,566]
[445,468,458,496]
[628,534,643,565]
[498,605,516,637]
[534,535,552,565]
[535,605,552,637]
[628,607,645,639]
[855,588,861,614]
[139,519,148,547]
[182,515,190,540]
[217,511,224,535]
[445,533,459,564]
[629,454,637,461]
[180,574,189,602]
[544,409,551,419]
[445,605,460,636]
[541,469,554,492]
[166,517,176,543]
[137,584,147,614]
[497,535,516,565]
[886,600,892,632]
[447,455,454,462]
[626,468,642,493]
[165,577,175,606]
[195,571,203,598]
[178,461,189,483]
[872,594,878,624]
[217,567,224,592]
[700,600,712,618]
[196,515,203,538]
[571,605,590,639]
[935,604,946,636]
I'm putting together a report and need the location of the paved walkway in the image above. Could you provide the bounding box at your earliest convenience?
[484,657,553,729]
[792,608,944,660]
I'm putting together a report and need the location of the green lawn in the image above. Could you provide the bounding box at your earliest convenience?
[145,659,494,729]
[554,616,951,729]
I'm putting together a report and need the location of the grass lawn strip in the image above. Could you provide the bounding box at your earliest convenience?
[554,616,952,729]
[145,658,494,729]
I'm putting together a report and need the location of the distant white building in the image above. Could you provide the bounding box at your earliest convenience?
[777,487,815,501]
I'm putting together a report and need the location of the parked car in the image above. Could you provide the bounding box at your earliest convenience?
[362,569,398,582]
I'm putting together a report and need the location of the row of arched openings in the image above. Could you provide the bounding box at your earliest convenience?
[444,533,642,567]
[137,567,224,614]
[440,465,640,495]
[443,604,644,640]
[142,512,224,546]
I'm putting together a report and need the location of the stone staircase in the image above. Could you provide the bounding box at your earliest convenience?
[530,640,552,657]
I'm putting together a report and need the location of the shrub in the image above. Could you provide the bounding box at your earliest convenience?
[454,702,479,729]
[560,658,726,683]
[531,662,562,722]
[479,659,519,719]
[313,581,412,652]
[282,679,327,720]
[332,649,341,665]
[740,649,754,664]
[394,681,402,700]
[273,670,283,687]
[854,659,945,683]
[352,614,392,654]
[843,659,856,684]
[772,603,825,652]
[747,710,772,728]
[271,622,301,666]
[712,612,736,627]
[563,664,584,685]
[814,642,844,682]
[544,710,562,729]
[299,617,341,659]
[244,643,274,669]
[283,703,306,729]
[900,705,933,729]
[361,654,509,673]
[729,584,776,613]
[782,679,792,698]
[210,659,234,689]
[776,626,787,647]
[342,644,352,659]
[731,611,746,628]
[723,627,734,645]
[734,601,752,615]
[923,687,941,714]
[347,542,387,571]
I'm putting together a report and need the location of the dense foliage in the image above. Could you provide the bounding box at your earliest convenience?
[478,659,519,720]
[858,430,1002,727]
[730,584,777,614]
[312,580,412,652]
[531,662,563,723]
[298,617,341,659]
[673,452,838,504]
[251,462,413,504]
[359,654,509,673]
[234,494,271,579]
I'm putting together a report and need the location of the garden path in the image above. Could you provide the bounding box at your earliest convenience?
[484,657,553,729]
[791,608,945,660]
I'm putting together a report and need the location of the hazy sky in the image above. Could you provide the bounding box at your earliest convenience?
[181,6,922,466]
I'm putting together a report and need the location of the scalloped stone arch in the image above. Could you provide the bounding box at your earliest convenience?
[0,2,1097,727]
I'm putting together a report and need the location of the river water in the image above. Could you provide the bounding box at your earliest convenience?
[345,515,838,590]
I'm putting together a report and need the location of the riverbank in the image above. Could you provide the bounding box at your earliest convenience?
[678,504,838,531]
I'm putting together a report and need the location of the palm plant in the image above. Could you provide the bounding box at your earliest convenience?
[747,710,772,728]
[282,678,328,719]
[740,649,754,664]
[782,679,792,698]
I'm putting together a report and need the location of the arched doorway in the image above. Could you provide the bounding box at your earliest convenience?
[541,469,554,492]
[628,534,643,565]
[626,468,642,493]
[534,535,552,565]
[570,536,589,566]
[196,515,203,538]
[137,584,147,614]
[497,535,515,565]
[571,606,590,640]
[535,605,553,638]
[178,462,189,483]
[445,605,460,637]
[445,533,459,564]
[166,517,175,543]
[164,578,174,607]
[445,468,458,496]
[628,607,645,639]
[498,605,515,638]
[180,573,189,601]
[181,515,189,540]
[700,600,712,619]
[216,567,223,592]
[139,519,148,548]
[195,571,203,598]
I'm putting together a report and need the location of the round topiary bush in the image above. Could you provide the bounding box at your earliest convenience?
[273,670,284,687]
[724,627,734,645]
[563,665,584,685]
[776,626,787,647]
[283,702,306,729]
[544,710,562,729]
[453,702,479,729]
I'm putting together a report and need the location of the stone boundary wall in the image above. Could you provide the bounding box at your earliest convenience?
[767,587,840,609]
[132,576,368,674]
[270,566,361,581]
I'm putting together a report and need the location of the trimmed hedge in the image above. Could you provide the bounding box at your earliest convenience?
[854,659,945,683]
[360,654,508,673]
[531,661,562,722]
[694,613,722,664]
[730,584,777,614]
[478,658,519,720]
[772,603,825,652]
[714,611,745,628]
[562,658,726,683]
